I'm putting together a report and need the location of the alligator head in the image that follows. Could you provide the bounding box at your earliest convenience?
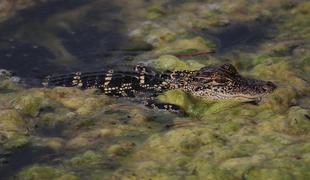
[191,64,277,102]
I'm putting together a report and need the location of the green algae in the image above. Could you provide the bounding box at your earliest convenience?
[154,36,215,55]
[0,110,29,150]
[147,6,166,19]
[243,156,310,180]
[18,166,78,180]
[0,0,309,179]
[277,1,310,40]
[65,150,103,170]
[43,87,113,116]
[107,144,129,156]
[40,137,64,151]
[244,167,294,180]
[287,106,310,135]
[0,80,20,93]
[187,162,237,180]
[151,55,204,71]
[158,89,242,117]
[143,27,177,48]
[12,93,48,117]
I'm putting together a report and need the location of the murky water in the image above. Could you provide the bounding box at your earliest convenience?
[0,145,57,178]
[202,21,272,52]
[0,0,309,179]
[0,0,271,80]
[0,0,147,81]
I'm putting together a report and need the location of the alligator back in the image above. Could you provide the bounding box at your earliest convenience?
[43,69,167,97]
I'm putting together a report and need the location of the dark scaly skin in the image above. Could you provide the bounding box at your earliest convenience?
[43,64,277,112]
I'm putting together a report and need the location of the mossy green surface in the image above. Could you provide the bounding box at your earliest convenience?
[12,93,47,117]
[147,6,166,19]
[158,89,242,117]
[0,0,309,179]
[154,36,215,55]
[0,110,29,149]
[65,150,103,169]
[151,55,204,71]
[18,166,78,180]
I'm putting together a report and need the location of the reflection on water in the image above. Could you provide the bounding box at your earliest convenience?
[212,24,270,52]
[0,0,273,80]
[0,145,57,178]
[0,0,146,80]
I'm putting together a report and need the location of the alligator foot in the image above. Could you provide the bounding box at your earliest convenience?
[143,100,186,115]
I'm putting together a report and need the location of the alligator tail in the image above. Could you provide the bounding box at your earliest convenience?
[42,71,108,89]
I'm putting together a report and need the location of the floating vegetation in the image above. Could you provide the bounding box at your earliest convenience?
[0,0,309,179]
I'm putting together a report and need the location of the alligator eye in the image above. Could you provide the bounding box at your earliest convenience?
[214,77,228,84]
[220,64,237,74]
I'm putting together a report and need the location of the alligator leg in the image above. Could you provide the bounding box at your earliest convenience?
[143,99,186,115]
[133,63,156,74]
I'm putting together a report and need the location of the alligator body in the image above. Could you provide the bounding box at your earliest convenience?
[44,64,276,113]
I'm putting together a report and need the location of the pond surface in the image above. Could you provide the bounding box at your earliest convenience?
[0,0,309,179]
[0,0,145,81]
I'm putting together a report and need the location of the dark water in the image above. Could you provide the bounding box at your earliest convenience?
[201,20,273,53]
[0,0,131,178]
[0,145,57,179]
[0,0,146,82]
[0,0,272,82]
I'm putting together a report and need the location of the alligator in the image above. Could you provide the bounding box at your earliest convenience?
[43,64,277,113]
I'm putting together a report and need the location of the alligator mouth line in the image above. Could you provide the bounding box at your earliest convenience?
[232,95,262,102]
[212,92,264,102]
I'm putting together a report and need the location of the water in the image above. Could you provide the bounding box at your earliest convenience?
[0,145,57,179]
[201,20,273,53]
[1,0,307,179]
[0,0,272,82]
[0,0,145,81]
[0,0,132,178]
[0,2,274,177]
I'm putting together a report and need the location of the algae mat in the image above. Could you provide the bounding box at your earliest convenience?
[0,0,309,179]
